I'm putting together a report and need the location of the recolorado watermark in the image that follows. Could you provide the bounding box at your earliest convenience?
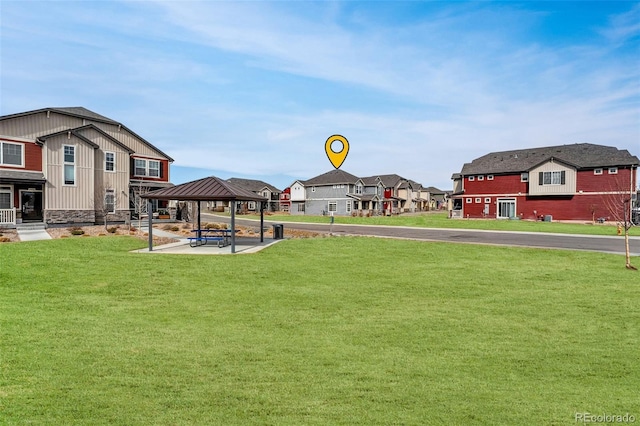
[575,412,636,423]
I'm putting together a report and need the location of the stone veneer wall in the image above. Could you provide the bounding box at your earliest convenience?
[95,211,131,225]
[45,210,96,224]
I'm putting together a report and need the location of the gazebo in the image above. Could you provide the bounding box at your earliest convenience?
[141,176,269,253]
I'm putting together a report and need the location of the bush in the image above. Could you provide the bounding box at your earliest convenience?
[162,224,172,231]
[0,237,10,243]
[107,227,118,234]
[69,227,84,236]
[171,226,180,232]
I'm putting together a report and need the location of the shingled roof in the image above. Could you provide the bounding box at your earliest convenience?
[460,143,639,175]
[227,177,281,193]
[304,169,360,185]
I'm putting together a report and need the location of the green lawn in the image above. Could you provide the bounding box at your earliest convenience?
[1,237,638,424]
[231,212,640,237]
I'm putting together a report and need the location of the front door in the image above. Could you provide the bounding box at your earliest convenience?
[20,191,43,222]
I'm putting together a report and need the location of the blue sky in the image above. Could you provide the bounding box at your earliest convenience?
[1,1,639,190]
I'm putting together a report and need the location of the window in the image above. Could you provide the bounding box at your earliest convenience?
[63,145,75,185]
[105,189,115,213]
[311,186,316,192]
[247,201,256,210]
[477,175,484,181]
[608,167,618,174]
[328,202,337,212]
[148,160,160,177]
[485,197,491,203]
[297,203,305,212]
[346,200,352,213]
[466,198,472,203]
[594,168,603,175]
[487,175,494,180]
[134,159,146,176]
[1,142,23,166]
[134,158,161,177]
[539,171,565,186]
[0,186,12,209]
[468,176,475,181]
[105,152,115,172]
[521,172,529,182]
[355,185,363,195]
[475,198,481,203]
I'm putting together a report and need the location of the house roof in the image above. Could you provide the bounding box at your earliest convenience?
[0,107,174,162]
[460,143,639,175]
[0,169,46,184]
[142,176,268,202]
[304,169,360,185]
[226,177,281,193]
[36,124,135,154]
[423,186,446,195]
[374,174,406,188]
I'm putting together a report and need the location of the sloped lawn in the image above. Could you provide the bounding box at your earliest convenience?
[0,237,637,424]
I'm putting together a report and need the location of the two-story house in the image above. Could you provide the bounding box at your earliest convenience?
[450,143,638,221]
[226,178,281,212]
[0,107,173,226]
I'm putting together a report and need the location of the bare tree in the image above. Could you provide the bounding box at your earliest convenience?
[601,175,637,270]
[132,181,150,228]
[94,183,121,231]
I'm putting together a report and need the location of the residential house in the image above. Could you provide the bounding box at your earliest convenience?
[226,178,281,212]
[296,169,360,216]
[423,186,448,210]
[0,107,173,226]
[450,143,639,221]
[289,180,307,215]
[279,187,291,212]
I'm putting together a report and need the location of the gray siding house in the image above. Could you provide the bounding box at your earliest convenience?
[303,169,360,216]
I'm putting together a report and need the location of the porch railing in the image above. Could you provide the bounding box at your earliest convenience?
[0,208,17,225]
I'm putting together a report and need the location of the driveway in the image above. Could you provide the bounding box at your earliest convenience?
[203,213,640,256]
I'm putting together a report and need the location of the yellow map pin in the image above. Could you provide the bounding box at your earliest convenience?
[325,135,349,169]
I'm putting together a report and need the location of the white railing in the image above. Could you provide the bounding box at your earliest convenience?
[450,210,463,219]
[0,208,16,225]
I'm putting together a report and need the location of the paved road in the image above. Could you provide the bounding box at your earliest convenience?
[203,213,640,256]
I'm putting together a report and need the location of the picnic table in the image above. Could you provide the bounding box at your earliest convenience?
[188,229,239,248]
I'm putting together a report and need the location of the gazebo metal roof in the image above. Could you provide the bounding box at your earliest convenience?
[141,176,268,202]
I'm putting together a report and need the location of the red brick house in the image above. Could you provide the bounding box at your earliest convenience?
[0,107,173,226]
[450,143,638,221]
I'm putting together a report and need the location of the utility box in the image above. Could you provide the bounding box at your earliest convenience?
[272,224,284,240]
[544,215,553,222]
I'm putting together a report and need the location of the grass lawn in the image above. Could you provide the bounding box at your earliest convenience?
[1,237,638,424]
[231,212,640,237]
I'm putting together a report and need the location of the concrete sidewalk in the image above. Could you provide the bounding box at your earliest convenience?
[17,228,52,241]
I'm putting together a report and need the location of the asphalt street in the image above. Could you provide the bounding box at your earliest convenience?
[203,213,640,256]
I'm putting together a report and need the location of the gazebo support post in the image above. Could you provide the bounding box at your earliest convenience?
[231,200,236,254]
[148,201,153,252]
[197,201,202,239]
[260,201,264,243]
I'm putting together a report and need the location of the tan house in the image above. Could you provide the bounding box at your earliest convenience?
[0,107,173,226]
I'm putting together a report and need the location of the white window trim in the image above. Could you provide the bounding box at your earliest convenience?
[0,185,13,209]
[484,197,491,203]
[594,168,603,175]
[105,151,116,173]
[346,200,352,213]
[487,175,494,180]
[608,167,618,174]
[134,158,161,177]
[468,176,475,181]
[328,201,337,212]
[0,141,25,168]
[475,198,481,203]
[521,172,529,182]
[311,186,316,192]
[105,189,116,214]
[63,144,76,186]
[477,175,484,181]
[465,198,472,204]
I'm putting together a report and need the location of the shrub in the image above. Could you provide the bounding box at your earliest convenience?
[107,227,118,234]
[171,226,180,232]
[0,237,10,243]
[69,227,85,236]
[162,224,172,231]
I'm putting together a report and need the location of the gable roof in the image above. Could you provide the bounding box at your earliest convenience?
[460,143,639,175]
[36,124,135,154]
[142,176,268,202]
[304,169,359,186]
[227,177,281,193]
[0,107,174,162]
[374,174,406,188]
